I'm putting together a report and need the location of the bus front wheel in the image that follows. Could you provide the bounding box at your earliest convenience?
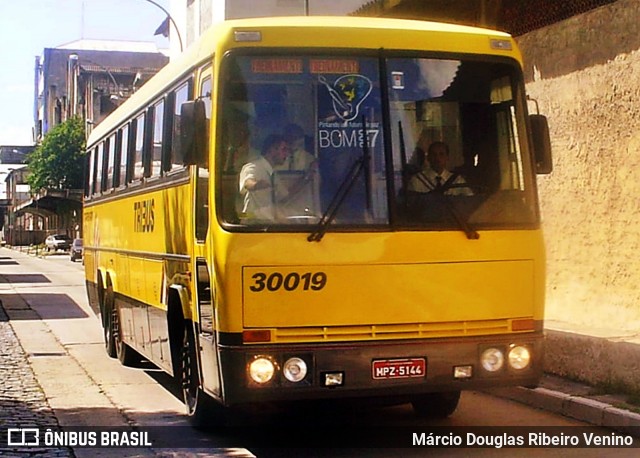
[181,322,223,428]
[411,391,461,418]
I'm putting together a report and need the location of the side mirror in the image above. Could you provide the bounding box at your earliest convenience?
[180,100,208,167]
[529,114,552,174]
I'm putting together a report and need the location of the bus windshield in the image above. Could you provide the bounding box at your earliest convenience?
[218,53,538,232]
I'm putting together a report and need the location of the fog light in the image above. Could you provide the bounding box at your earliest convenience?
[323,372,344,387]
[248,356,276,384]
[480,348,504,372]
[508,345,531,370]
[283,357,307,383]
[454,365,473,379]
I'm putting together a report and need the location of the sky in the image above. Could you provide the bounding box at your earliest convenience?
[0,0,370,147]
[0,0,170,146]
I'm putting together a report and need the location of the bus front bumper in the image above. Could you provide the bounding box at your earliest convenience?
[215,333,544,406]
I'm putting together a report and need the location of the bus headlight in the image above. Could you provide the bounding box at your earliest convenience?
[248,356,276,384]
[283,357,308,383]
[508,345,531,370]
[480,348,504,372]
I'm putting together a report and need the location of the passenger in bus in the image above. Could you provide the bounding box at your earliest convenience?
[407,141,473,196]
[223,117,259,174]
[274,124,319,217]
[239,134,290,221]
[221,111,260,220]
[276,124,316,172]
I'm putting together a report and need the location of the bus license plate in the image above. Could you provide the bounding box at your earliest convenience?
[372,358,426,380]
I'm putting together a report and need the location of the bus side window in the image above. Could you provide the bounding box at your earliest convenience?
[195,75,211,242]
[119,123,130,186]
[94,143,104,195]
[85,148,95,197]
[106,133,116,191]
[170,81,191,169]
[113,129,122,188]
[132,113,146,182]
[150,99,165,178]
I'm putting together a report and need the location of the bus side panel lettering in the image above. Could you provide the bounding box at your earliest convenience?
[134,199,155,233]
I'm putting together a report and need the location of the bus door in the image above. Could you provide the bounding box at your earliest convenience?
[192,66,221,396]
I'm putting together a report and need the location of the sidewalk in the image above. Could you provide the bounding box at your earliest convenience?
[0,300,73,457]
[3,243,58,259]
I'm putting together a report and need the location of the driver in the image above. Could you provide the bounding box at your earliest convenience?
[273,123,319,218]
[239,134,290,221]
[407,141,472,196]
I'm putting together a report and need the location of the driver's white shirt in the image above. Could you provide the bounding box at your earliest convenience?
[239,156,276,220]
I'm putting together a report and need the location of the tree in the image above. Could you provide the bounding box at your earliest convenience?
[27,117,86,192]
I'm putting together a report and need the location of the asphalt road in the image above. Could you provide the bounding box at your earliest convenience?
[1,248,637,457]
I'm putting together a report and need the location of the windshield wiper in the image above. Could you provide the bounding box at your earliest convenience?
[308,118,371,242]
[434,184,479,240]
[445,196,479,239]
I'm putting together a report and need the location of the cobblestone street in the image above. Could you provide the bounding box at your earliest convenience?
[0,301,73,458]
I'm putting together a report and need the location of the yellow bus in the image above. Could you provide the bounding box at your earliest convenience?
[83,16,552,426]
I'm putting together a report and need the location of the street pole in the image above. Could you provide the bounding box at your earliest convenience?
[143,0,184,52]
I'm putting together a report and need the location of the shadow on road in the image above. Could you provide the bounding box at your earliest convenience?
[0,293,88,320]
[0,274,51,284]
[20,293,89,320]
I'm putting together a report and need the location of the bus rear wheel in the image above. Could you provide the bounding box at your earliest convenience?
[181,322,223,429]
[411,391,461,418]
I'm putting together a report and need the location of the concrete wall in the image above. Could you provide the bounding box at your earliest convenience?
[517,0,640,332]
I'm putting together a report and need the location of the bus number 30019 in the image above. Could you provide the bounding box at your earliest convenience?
[249,272,327,292]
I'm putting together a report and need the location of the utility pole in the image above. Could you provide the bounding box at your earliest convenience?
[143,0,184,52]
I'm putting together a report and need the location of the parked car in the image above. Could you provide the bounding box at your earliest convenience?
[44,234,72,252]
[70,238,83,262]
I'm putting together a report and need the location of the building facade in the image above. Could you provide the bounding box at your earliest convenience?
[0,146,33,245]
[1,165,35,246]
[34,40,169,142]
[0,41,172,246]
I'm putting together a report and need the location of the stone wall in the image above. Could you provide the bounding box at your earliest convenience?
[516,0,640,332]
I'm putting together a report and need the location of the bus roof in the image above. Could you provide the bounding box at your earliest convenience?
[87,16,516,146]
[224,15,512,36]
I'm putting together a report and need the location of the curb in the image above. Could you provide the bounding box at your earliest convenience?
[544,329,640,393]
[489,385,640,437]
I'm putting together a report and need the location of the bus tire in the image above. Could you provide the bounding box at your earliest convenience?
[103,285,117,358]
[411,391,461,418]
[181,321,224,429]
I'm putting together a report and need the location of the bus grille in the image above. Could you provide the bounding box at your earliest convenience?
[271,318,518,343]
